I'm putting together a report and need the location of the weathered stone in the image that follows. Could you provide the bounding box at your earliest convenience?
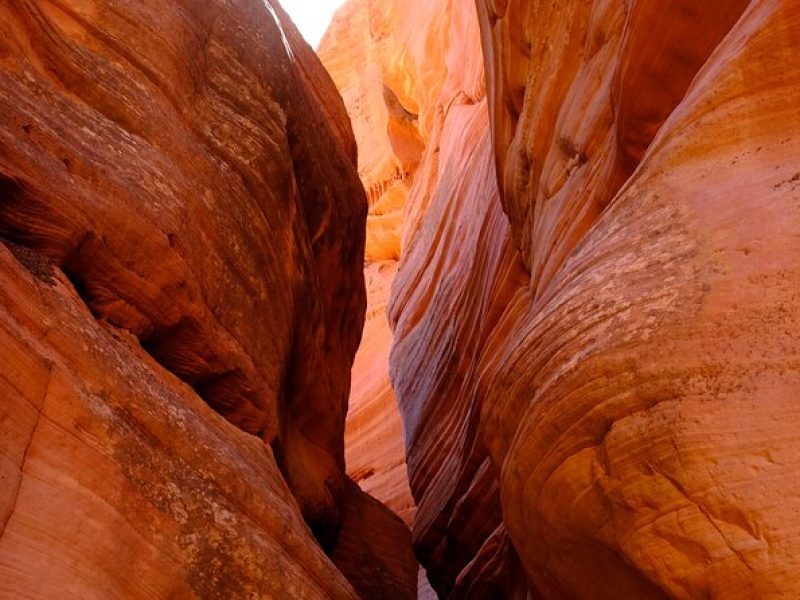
[0,0,417,597]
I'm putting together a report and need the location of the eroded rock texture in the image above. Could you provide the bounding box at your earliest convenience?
[321,0,533,595]
[332,479,418,600]
[476,0,800,596]
[0,0,415,597]
[389,94,531,597]
[318,0,453,527]
[341,260,417,525]
[320,4,501,596]
[385,0,800,597]
[320,4,508,597]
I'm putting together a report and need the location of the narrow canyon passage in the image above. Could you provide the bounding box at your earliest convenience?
[0,0,799,599]
[323,0,800,597]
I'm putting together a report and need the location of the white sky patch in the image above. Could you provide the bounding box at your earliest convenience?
[279,0,346,49]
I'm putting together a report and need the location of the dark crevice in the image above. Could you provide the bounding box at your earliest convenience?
[2,239,57,286]
[0,175,56,285]
[0,173,268,438]
[556,135,588,166]
[603,1,751,210]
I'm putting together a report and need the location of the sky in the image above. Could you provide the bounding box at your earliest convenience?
[280,0,347,49]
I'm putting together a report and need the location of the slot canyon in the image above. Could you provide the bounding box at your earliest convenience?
[0,0,799,598]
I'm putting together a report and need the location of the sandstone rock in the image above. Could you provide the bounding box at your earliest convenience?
[475,0,800,595]
[319,0,450,530]
[0,0,415,596]
[345,260,416,525]
[380,0,800,595]
[388,94,530,595]
[321,1,516,595]
[341,0,800,595]
[0,244,356,598]
[332,479,418,600]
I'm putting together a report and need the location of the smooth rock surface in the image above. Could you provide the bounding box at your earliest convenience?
[332,479,418,600]
[0,244,356,598]
[476,0,800,596]
[344,260,416,525]
[321,3,515,596]
[337,0,800,596]
[0,0,416,597]
[388,95,530,596]
[319,0,452,527]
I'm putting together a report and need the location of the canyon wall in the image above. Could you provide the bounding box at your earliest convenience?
[321,0,530,595]
[325,0,800,597]
[319,0,451,527]
[474,0,800,596]
[0,0,415,597]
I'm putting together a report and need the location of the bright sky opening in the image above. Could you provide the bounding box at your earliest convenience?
[280,0,347,49]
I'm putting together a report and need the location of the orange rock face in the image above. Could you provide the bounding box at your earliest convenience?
[320,4,494,595]
[475,0,800,596]
[381,0,800,597]
[389,94,531,596]
[343,260,416,525]
[318,0,455,527]
[319,0,454,264]
[0,246,356,598]
[322,0,529,594]
[0,0,415,596]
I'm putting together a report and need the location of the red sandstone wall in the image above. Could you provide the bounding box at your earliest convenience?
[0,0,415,596]
[328,0,800,596]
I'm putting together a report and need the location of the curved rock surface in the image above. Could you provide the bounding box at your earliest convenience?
[321,0,529,595]
[382,0,800,597]
[0,0,415,597]
[320,4,496,595]
[389,94,531,597]
[476,0,800,596]
[343,260,416,525]
[319,0,454,264]
[318,0,458,528]
[0,243,356,598]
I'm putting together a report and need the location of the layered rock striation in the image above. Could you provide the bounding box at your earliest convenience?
[382,0,800,597]
[475,0,800,596]
[5,0,798,597]
[320,4,504,596]
[340,259,417,525]
[318,0,456,527]
[323,0,531,595]
[0,0,414,597]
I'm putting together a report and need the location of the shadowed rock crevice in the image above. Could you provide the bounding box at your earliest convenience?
[601,1,752,211]
[478,0,753,297]
[320,1,530,596]
[0,178,275,439]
